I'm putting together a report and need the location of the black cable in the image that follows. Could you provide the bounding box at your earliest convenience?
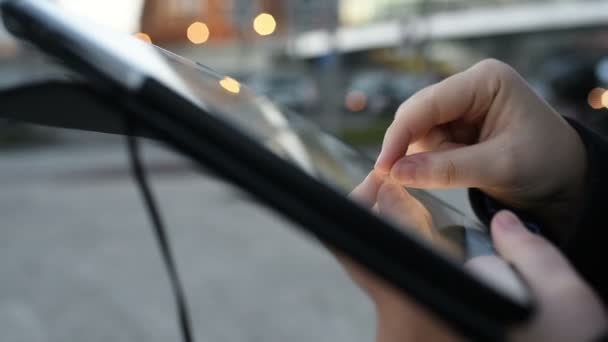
[125,119,194,342]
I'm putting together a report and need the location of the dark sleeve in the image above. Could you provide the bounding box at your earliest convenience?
[595,332,608,342]
[469,118,608,304]
[561,118,608,303]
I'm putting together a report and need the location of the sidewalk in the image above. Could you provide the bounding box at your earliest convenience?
[0,130,374,342]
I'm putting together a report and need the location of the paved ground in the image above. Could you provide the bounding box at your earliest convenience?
[0,129,471,342]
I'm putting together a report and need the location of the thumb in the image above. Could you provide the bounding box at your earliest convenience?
[389,140,506,188]
[491,211,578,294]
[491,211,608,342]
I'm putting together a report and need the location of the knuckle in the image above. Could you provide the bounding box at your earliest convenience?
[474,58,516,80]
[394,84,440,129]
[431,158,457,187]
[394,101,407,119]
[395,85,433,118]
[475,58,507,71]
[443,159,458,187]
[446,160,457,187]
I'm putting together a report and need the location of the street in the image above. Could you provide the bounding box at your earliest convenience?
[0,128,471,342]
[0,129,377,342]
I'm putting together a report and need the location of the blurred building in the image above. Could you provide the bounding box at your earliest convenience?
[141,0,237,44]
[338,0,596,26]
[139,0,340,44]
[288,1,339,32]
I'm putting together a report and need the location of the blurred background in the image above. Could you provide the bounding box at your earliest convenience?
[1,1,608,341]
[138,0,608,143]
[4,0,608,149]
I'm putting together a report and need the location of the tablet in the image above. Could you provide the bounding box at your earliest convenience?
[1,1,534,339]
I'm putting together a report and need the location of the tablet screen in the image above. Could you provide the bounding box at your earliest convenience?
[3,0,531,308]
[152,49,530,306]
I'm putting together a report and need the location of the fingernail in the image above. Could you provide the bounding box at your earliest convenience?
[494,211,523,233]
[391,159,417,184]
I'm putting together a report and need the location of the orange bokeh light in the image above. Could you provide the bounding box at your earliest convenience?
[187,22,210,44]
[219,77,241,94]
[134,32,152,44]
[588,87,606,109]
[602,90,608,109]
[345,90,367,112]
[253,13,277,36]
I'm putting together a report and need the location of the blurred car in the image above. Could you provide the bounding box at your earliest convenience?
[244,73,319,114]
[344,70,438,117]
[535,50,608,135]
[387,73,437,110]
[344,70,391,116]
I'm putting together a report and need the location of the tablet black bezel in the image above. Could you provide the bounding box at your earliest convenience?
[0,1,534,340]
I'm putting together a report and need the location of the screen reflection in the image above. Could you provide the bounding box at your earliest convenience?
[157,47,529,304]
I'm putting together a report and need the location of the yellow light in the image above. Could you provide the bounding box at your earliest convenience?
[588,87,606,109]
[253,13,276,36]
[219,77,240,94]
[134,32,152,44]
[602,90,608,109]
[187,22,210,44]
[345,90,367,112]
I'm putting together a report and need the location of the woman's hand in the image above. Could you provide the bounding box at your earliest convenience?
[375,59,587,245]
[344,170,461,341]
[340,172,607,341]
[491,211,607,341]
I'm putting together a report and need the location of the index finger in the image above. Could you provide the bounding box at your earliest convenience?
[375,60,504,172]
[348,169,386,209]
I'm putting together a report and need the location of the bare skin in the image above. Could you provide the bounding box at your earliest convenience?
[375,59,587,246]
[342,171,607,341]
[334,59,607,340]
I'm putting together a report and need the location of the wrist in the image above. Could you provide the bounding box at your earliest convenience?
[374,297,459,342]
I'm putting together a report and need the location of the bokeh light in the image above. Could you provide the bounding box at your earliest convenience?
[253,13,276,36]
[588,87,606,109]
[134,32,152,44]
[345,90,367,112]
[602,90,608,109]
[219,77,241,94]
[187,22,210,44]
